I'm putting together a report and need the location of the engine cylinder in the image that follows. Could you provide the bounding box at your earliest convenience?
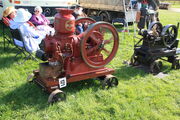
[54,8,75,34]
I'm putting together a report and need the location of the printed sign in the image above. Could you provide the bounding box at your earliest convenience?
[65,20,74,31]
[59,77,67,88]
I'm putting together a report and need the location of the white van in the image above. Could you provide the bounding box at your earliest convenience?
[0,0,78,20]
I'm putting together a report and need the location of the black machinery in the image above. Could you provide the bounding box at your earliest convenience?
[131,21,180,74]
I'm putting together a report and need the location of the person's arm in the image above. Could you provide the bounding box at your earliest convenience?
[9,20,22,29]
[41,14,50,24]
[30,14,44,26]
[21,23,40,38]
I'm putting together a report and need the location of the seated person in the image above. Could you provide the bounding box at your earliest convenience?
[3,7,46,53]
[30,6,50,26]
[71,4,87,34]
[30,6,54,35]
[3,6,18,28]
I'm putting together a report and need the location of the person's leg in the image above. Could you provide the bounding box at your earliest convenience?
[138,8,147,29]
[76,25,84,34]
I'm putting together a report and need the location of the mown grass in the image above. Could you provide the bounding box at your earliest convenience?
[170,2,180,8]
[163,0,180,8]
[0,10,180,120]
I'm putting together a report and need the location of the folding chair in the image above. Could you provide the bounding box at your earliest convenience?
[2,17,13,51]
[2,17,38,63]
[10,28,38,63]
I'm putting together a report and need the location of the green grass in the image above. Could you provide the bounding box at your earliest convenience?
[170,3,180,8]
[163,1,180,8]
[0,10,180,120]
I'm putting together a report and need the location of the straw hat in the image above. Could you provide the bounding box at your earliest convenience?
[3,6,16,17]
[13,8,32,22]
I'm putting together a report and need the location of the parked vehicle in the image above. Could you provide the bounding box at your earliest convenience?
[0,0,78,20]
[78,0,160,23]
[79,0,135,22]
[159,2,170,10]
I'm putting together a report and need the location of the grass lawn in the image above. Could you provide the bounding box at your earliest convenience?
[0,10,180,119]
[172,4,180,8]
[164,1,180,8]
[170,3,180,8]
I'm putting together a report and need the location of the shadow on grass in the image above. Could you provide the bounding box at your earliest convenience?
[0,46,31,69]
[0,55,22,69]
[0,42,13,53]
[63,78,101,94]
[115,63,174,80]
[0,79,101,110]
[0,45,19,54]
[114,65,147,80]
[62,66,147,96]
[0,83,49,111]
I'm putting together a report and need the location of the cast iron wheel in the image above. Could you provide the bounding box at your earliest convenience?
[75,17,96,34]
[81,22,119,68]
[148,21,163,36]
[101,75,118,89]
[161,24,178,47]
[48,89,66,104]
[26,73,34,82]
[130,53,139,66]
[150,61,161,74]
[98,11,111,22]
[172,58,180,69]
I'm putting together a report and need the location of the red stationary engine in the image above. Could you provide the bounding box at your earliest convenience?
[32,8,119,103]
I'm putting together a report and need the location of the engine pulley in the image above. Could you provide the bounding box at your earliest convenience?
[81,22,119,68]
[161,24,178,47]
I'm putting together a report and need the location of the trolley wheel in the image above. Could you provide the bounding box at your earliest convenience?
[48,89,66,104]
[101,75,118,89]
[150,60,162,74]
[27,73,34,82]
[130,53,139,66]
[172,58,180,69]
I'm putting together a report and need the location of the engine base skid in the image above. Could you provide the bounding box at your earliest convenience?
[33,67,115,92]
